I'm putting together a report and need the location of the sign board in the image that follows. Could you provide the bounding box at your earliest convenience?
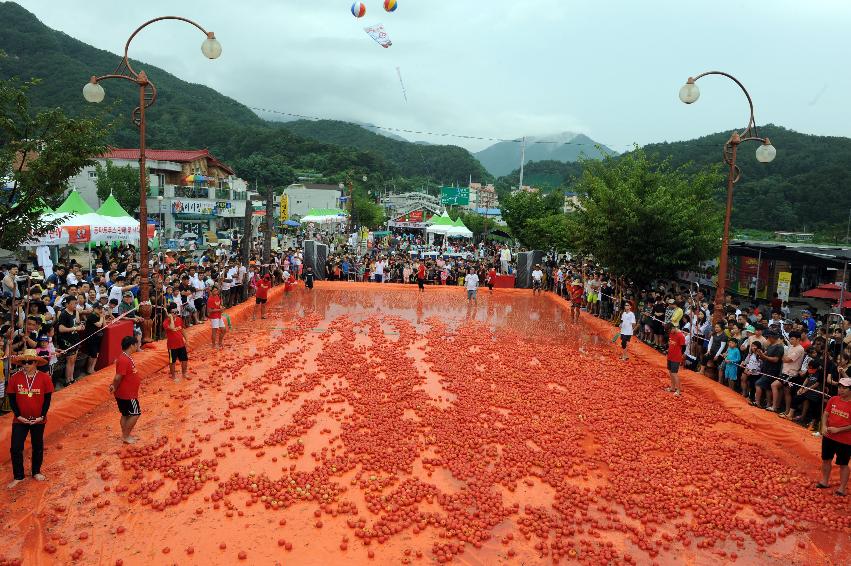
[776,271,792,302]
[279,194,289,221]
[171,199,215,216]
[440,187,470,206]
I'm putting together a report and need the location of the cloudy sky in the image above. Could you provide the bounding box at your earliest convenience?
[16,0,851,152]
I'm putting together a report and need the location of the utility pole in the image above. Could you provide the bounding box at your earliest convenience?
[263,186,274,266]
[241,194,255,265]
[518,136,527,191]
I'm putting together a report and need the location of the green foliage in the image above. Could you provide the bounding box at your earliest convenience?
[567,149,723,285]
[498,190,564,248]
[230,153,296,192]
[494,160,584,201]
[280,120,491,185]
[94,160,142,213]
[0,76,109,249]
[640,124,851,233]
[351,187,385,230]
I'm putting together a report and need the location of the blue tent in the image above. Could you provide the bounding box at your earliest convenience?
[283,219,301,227]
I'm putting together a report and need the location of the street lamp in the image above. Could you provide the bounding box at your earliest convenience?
[84,16,220,341]
[680,71,776,323]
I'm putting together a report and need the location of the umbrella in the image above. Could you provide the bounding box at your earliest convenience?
[802,283,844,300]
[283,219,301,227]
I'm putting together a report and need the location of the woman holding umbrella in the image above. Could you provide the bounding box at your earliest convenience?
[7,349,54,488]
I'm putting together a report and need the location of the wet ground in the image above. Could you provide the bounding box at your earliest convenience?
[0,283,848,565]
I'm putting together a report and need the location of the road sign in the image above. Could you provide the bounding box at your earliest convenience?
[439,187,470,206]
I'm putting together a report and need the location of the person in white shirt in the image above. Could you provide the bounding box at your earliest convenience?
[465,268,479,304]
[190,269,206,321]
[618,302,638,360]
[374,259,386,283]
[531,265,544,294]
[500,247,511,274]
[225,264,239,307]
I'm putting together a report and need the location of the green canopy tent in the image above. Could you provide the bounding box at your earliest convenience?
[96,194,131,217]
[54,189,96,215]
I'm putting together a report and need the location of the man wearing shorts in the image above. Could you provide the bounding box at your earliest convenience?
[619,302,637,361]
[531,264,543,294]
[465,268,479,304]
[666,323,686,396]
[417,261,426,292]
[207,285,226,348]
[754,330,784,409]
[817,376,851,497]
[163,303,188,381]
[254,272,272,320]
[570,278,584,322]
[110,336,141,444]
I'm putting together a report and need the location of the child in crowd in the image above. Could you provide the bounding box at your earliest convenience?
[724,337,741,389]
[743,342,763,403]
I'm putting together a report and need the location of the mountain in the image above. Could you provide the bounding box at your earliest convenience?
[494,160,585,199]
[640,124,851,235]
[475,132,616,177]
[280,119,489,184]
[0,2,484,186]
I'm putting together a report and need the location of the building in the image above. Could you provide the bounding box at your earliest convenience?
[283,184,343,219]
[70,148,251,239]
[466,183,499,212]
[563,192,580,213]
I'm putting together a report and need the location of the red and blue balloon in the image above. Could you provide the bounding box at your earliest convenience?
[351,2,366,18]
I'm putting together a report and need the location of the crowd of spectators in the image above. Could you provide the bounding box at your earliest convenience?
[0,240,297,400]
[531,258,848,433]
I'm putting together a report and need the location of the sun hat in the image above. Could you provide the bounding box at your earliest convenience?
[13,349,48,366]
[839,377,851,387]
[29,271,43,280]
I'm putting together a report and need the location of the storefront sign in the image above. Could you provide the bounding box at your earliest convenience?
[172,199,215,215]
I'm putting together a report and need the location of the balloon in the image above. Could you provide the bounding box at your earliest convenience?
[384,0,398,12]
[351,2,366,18]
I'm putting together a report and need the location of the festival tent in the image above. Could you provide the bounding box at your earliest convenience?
[446,218,474,238]
[300,208,348,223]
[425,213,454,235]
[54,189,96,215]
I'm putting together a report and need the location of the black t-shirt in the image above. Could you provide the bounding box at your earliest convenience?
[85,312,103,338]
[56,309,79,348]
[763,342,785,377]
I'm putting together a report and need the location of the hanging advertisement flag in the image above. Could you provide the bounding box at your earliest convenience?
[279,194,289,221]
[364,23,392,48]
[776,271,792,302]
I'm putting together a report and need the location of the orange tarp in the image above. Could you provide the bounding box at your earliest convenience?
[0,283,847,566]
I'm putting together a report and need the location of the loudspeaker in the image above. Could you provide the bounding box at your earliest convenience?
[304,240,318,277]
[515,251,532,288]
[315,243,328,280]
[515,250,546,288]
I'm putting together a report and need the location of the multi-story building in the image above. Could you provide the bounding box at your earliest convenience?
[282,183,344,219]
[70,148,251,240]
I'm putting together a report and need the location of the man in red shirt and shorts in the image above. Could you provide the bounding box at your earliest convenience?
[666,323,686,397]
[8,349,54,488]
[570,278,584,322]
[110,336,141,444]
[254,272,272,320]
[817,376,851,496]
[417,261,427,292]
[207,285,225,349]
[163,303,188,381]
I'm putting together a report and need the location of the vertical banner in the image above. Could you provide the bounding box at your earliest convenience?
[777,271,792,302]
[279,194,289,221]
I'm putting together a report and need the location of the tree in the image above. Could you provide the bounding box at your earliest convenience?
[0,77,109,250]
[231,153,296,189]
[567,149,723,285]
[94,160,142,213]
[498,190,563,248]
[351,186,385,229]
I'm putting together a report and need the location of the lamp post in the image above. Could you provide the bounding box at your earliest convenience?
[84,16,221,341]
[680,71,776,323]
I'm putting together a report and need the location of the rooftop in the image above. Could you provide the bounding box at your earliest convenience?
[101,148,235,175]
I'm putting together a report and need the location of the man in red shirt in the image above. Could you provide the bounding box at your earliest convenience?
[207,285,225,349]
[110,336,142,444]
[666,323,687,397]
[253,272,272,320]
[163,303,188,381]
[570,278,584,322]
[8,349,54,488]
[818,376,851,496]
[486,265,497,293]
